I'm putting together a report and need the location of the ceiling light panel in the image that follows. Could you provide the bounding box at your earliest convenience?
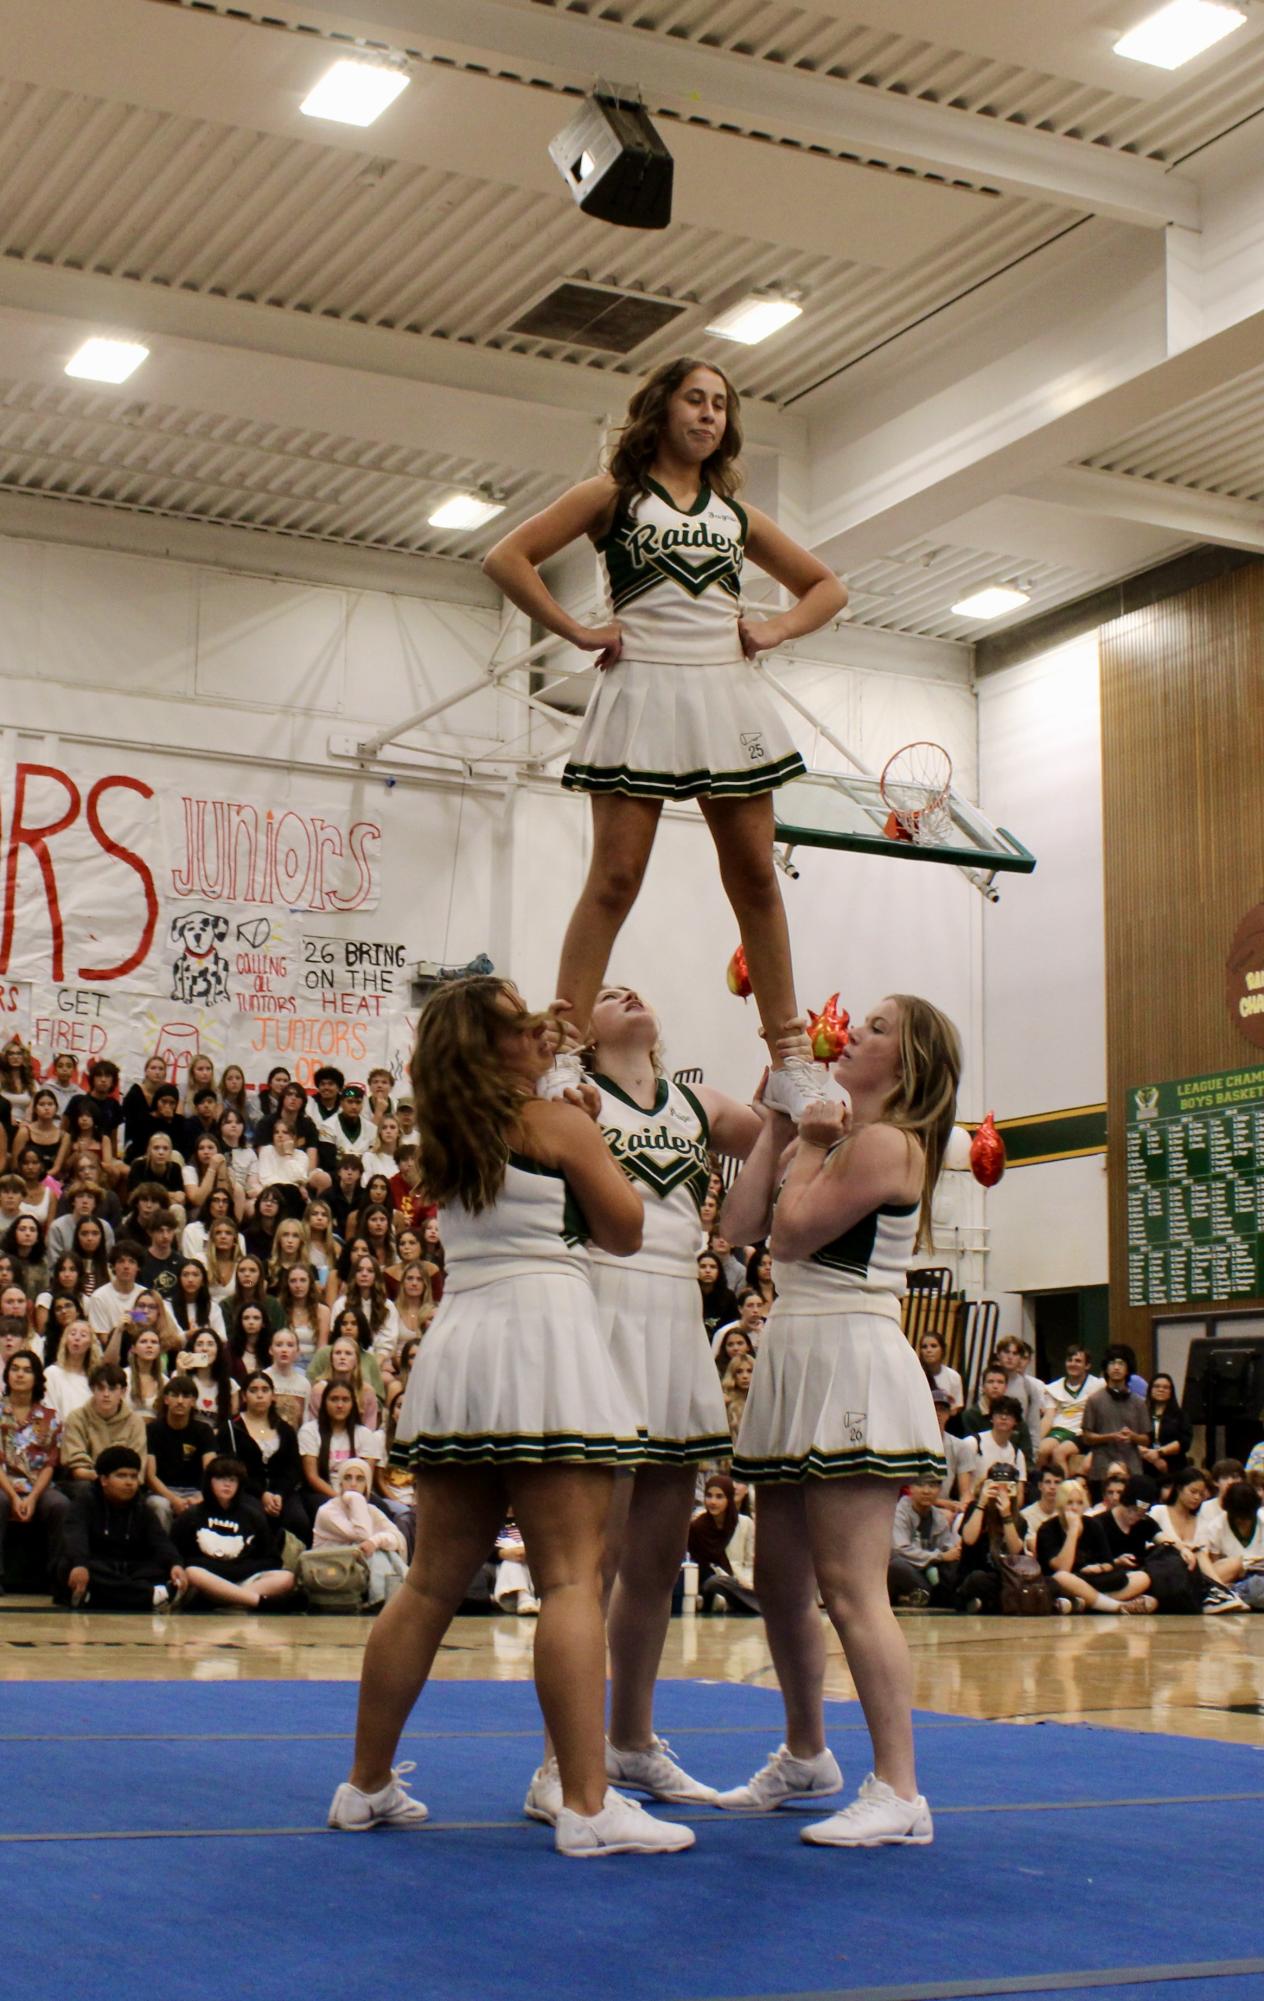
[300,59,410,127]
[1113,1,1246,70]
[427,492,505,531]
[64,338,149,384]
[950,586,1031,620]
[706,295,803,346]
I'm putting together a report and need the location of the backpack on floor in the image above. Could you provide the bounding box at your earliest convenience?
[297,1546,368,1610]
[996,1550,1053,1616]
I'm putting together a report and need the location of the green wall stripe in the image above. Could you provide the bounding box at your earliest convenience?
[965,1106,1108,1167]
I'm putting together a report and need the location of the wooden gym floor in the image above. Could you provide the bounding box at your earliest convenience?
[2,1601,1261,1746]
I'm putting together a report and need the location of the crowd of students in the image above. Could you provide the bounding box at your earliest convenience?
[1,1033,1260,1623]
[0,1042,435,1611]
[887,1330,1264,1617]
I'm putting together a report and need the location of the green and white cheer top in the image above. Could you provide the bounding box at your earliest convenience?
[596,480,747,665]
[588,1073,712,1279]
[439,1154,590,1293]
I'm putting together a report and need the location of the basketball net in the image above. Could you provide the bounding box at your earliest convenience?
[880,741,954,847]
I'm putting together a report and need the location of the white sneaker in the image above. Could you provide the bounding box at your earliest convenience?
[523,1756,563,1825]
[714,1742,842,1813]
[555,1788,696,1857]
[762,1059,850,1126]
[801,1772,932,1847]
[536,1049,586,1100]
[605,1735,718,1804]
[327,1761,430,1831]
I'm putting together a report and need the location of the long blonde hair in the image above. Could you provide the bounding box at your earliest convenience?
[881,996,962,1252]
[411,977,540,1214]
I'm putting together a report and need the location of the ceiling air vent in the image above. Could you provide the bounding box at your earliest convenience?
[506,281,687,353]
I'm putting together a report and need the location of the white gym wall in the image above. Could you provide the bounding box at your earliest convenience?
[976,632,1109,1333]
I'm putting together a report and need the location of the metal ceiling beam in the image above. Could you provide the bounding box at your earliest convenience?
[1025,465,1264,555]
[0,488,501,602]
[0,259,802,461]
[811,295,1264,573]
[289,0,1200,229]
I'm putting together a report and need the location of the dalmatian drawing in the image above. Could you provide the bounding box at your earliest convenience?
[169,912,231,1006]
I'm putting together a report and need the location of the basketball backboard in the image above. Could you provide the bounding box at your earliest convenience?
[773,769,1035,903]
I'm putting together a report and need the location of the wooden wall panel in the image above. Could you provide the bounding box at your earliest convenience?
[1100,561,1264,1365]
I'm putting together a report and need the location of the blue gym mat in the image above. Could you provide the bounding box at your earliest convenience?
[2,1678,1261,2001]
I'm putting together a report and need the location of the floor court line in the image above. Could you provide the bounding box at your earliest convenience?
[717,1961,1264,2001]
[4,1791,1263,1843]
[0,1721,978,1745]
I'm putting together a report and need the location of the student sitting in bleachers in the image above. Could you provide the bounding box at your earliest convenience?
[58,1445,186,1610]
[172,1456,296,1611]
[312,1459,406,1608]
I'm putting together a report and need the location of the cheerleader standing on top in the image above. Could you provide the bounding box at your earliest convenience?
[328,976,692,1858]
[483,355,848,1123]
[717,995,960,1847]
[521,981,763,1825]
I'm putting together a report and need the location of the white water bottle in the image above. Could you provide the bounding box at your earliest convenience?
[681,1559,699,1612]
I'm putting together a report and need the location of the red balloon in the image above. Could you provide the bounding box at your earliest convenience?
[970,1111,1006,1188]
[726,943,752,999]
[806,993,850,1062]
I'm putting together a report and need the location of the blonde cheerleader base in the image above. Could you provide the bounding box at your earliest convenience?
[732,1288,945,1485]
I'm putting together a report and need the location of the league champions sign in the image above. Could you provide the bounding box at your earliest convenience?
[0,753,415,1090]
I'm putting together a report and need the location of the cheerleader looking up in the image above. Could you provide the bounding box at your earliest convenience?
[484,356,847,1123]
[522,980,762,1826]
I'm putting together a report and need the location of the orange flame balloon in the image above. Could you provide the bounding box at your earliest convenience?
[726,943,752,999]
[970,1112,1006,1188]
[806,993,850,1063]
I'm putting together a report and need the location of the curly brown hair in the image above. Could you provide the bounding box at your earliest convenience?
[880,996,962,1253]
[411,977,542,1215]
[606,356,744,510]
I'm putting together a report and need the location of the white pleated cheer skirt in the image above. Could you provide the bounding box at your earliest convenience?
[391,1269,642,1469]
[732,1287,945,1485]
[562,656,806,801]
[592,1261,730,1465]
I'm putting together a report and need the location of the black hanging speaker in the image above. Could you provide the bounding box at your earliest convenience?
[548,95,673,230]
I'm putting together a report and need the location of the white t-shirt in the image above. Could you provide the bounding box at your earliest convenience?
[169,1298,227,1344]
[257,1146,309,1187]
[331,1295,398,1351]
[265,1362,310,1429]
[315,1112,371,1159]
[1020,1497,1058,1548]
[191,1374,228,1422]
[1204,1507,1264,1571]
[931,1365,963,1407]
[962,1432,1027,1485]
[1149,1502,1211,1550]
[87,1281,143,1334]
[359,1150,398,1184]
[223,1147,261,1196]
[44,1365,93,1424]
[1042,1372,1104,1434]
[297,1420,383,1467]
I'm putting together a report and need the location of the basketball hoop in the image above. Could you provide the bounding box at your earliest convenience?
[880,741,954,846]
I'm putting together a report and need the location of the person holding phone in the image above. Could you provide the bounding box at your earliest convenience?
[954,1473,1026,1613]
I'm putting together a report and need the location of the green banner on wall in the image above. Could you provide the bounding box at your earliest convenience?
[1126,1062,1264,1307]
